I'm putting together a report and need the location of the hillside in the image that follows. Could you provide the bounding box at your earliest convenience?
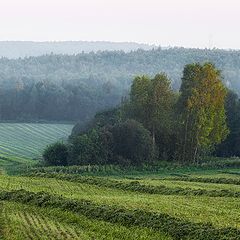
[0,162,240,239]
[0,48,240,121]
[0,123,73,160]
[0,41,155,58]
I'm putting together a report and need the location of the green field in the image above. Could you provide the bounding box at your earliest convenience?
[0,123,73,160]
[0,123,240,239]
[0,164,240,239]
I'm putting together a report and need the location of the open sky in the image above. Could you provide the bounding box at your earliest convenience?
[0,0,239,49]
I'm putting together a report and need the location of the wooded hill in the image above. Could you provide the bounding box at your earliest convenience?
[0,41,155,58]
[0,47,240,121]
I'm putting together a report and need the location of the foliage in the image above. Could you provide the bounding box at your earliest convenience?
[112,119,154,165]
[43,142,69,166]
[67,118,154,167]
[1,48,240,122]
[177,63,229,163]
[71,107,122,137]
[216,90,240,157]
[35,62,240,166]
[123,74,177,161]
[69,128,113,165]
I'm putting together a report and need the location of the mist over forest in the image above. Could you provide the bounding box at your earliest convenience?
[0,46,240,121]
[0,41,155,59]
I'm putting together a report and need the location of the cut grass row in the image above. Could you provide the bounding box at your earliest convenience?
[1,201,169,240]
[24,173,240,198]
[1,189,239,240]
[0,174,239,229]
[19,159,240,178]
[161,176,240,185]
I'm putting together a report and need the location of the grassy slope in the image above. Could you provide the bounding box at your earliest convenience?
[0,172,239,230]
[0,124,239,239]
[1,202,169,240]
[0,123,73,159]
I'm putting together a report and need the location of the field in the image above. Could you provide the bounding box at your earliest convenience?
[0,123,240,239]
[0,123,73,160]
[0,163,240,239]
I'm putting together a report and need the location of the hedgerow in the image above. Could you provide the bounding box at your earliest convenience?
[221,171,240,176]
[16,164,122,176]
[25,173,240,198]
[163,176,240,185]
[0,189,239,240]
[14,157,240,177]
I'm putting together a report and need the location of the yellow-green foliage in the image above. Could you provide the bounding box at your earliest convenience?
[178,63,229,162]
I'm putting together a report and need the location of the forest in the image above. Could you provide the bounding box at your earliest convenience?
[0,47,240,122]
[43,62,240,167]
[1,53,240,240]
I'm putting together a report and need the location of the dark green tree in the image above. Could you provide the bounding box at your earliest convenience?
[216,90,240,156]
[69,128,113,165]
[43,142,68,166]
[128,74,176,149]
[112,119,154,165]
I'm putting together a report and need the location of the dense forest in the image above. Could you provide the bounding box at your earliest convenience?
[1,47,240,121]
[44,63,240,167]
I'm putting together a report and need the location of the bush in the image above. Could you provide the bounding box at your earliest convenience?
[69,128,113,165]
[69,119,154,166]
[112,119,154,166]
[43,142,68,166]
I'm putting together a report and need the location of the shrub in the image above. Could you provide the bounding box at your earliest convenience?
[43,142,68,166]
[112,119,154,166]
[69,128,113,165]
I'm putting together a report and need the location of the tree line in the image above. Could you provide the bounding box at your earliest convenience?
[44,62,240,166]
[1,48,240,121]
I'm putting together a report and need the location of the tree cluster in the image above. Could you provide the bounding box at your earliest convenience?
[44,62,239,166]
[44,118,153,166]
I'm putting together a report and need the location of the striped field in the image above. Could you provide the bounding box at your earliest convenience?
[0,169,240,239]
[0,123,239,239]
[0,123,73,160]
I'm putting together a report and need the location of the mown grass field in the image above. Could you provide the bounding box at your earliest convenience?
[0,123,239,239]
[0,162,240,239]
[0,123,73,160]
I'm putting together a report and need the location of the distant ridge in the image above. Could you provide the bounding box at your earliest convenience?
[0,41,157,59]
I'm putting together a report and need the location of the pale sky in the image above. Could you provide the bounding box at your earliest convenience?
[0,0,239,49]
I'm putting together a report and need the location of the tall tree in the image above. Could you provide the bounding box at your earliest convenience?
[178,63,229,163]
[128,74,175,148]
[129,75,151,128]
[216,90,240,157]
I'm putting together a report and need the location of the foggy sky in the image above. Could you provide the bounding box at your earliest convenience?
[0,0,239,49]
